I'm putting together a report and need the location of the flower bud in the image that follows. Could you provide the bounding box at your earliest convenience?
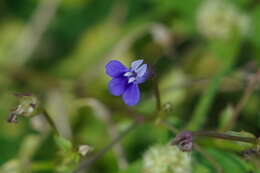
[171,131,193,152]
[78,145,93,156]
[143,144,191,173]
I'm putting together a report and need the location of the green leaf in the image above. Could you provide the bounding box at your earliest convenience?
[206,148,253,173]
[218,105,234,130]
[194,147,254,173]
[186,38,240,130]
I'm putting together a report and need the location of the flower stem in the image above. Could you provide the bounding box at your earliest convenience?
[193,131,258,144]
[153,75,161,112]
[150,67,166,124]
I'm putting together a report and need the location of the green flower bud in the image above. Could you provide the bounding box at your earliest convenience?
[162,102,174,113]
[143,144,191,173]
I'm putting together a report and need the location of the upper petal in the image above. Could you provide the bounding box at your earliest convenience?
[136,64,147,77]
[106,60,128,77]
[122,84,140,106]
[109,77,127,96]
[131,59,144,71]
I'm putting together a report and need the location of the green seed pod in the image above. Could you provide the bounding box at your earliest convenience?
[7,94,40,123]
[143,144,191,173]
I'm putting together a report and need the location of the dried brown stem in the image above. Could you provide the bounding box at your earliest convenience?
[222,69,260,131]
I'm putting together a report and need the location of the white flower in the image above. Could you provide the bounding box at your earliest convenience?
[143,144,191,173]
[197,0,250,40]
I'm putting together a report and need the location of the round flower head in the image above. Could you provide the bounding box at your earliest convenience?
[105,59,149,106]
[143,145,191,173]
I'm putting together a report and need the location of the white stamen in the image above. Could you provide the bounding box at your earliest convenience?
[128,77,136,83]
[124,72,133,77]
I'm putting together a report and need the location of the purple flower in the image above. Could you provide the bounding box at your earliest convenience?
[106,59,148,106]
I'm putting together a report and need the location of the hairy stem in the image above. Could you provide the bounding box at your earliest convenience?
[42,109,59,135]
[193,131,258,144]
[153,75,161,112]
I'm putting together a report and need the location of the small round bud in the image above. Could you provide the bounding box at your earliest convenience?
[143,144,191,173]
[171,131,193,152]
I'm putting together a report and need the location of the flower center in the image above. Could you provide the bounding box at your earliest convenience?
[123,71,138,83]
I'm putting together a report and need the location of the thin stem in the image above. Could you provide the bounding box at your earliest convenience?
[84,98,128,169]
[153,75,161,112]
[42,109,59,134]
[193,131,258,144]
[73,120,139,173]
[160,120,178,133]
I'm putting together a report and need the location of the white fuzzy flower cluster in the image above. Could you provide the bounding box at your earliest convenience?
[143,145,191,173]
[197,0,250,40]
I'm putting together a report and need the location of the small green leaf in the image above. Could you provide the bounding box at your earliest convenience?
[218,105,234,129]
[54,135,73,152]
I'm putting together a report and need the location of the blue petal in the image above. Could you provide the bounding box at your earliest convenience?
[122,84,140,106]
[136,64,147,77]
[131,59,144,71]
[109,77,127,96]
[136,74,148,84]
[106,60,128,77]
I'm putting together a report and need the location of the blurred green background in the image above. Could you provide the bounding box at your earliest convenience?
[0,0,260,172]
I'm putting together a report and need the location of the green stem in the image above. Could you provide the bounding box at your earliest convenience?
[31,161,55,171]
[153,74,166,125]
